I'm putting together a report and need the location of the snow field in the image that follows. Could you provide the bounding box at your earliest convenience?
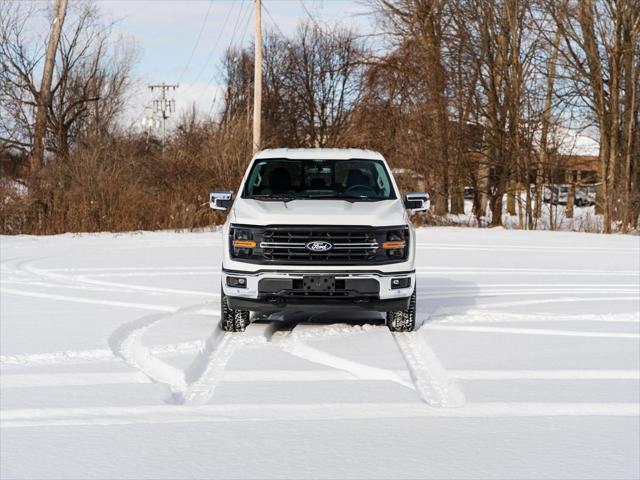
[1,227,639,479]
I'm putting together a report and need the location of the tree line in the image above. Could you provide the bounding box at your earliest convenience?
[1,0,638,234]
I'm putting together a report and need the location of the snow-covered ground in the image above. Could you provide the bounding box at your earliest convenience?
[445,199,608,232]
[1,228,639,479]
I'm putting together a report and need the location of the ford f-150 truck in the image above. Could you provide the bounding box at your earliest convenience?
[210,148,429,332]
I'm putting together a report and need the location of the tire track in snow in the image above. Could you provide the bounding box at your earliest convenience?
[44,266,219,273]
[0,340,206,367]
[40,265,640,277]
[108,302,216,395]
[427,296,640,313]
[174,330,245,405]
[272,325,415,391]
[1,372,151,388]
[1,348,116,366]
[418,289,639,301]
[416,267,639,277]
[171,323,277,405]
[1,279,126,293]
[392,330,466,407]
[430,310,640,324]
[23,262,216,298]
[5,402,638,428]
[427,324,640,339]
[290,323,378,340]
[2,256,216,298]
[415,243,638,253]
[4,369,639,388]
[1,288,185,311]
[1,286,223,316]
[5,310,635,368]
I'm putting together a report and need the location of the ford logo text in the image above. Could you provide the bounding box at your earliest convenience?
[305,240,333,252]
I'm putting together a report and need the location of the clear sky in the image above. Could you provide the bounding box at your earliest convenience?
[94,0,375,127]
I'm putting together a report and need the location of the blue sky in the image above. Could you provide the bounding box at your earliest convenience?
[94,0,375,126]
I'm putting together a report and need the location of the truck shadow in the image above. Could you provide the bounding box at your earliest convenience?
[252,277,479,330]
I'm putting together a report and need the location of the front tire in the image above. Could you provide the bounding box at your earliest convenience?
[221,287,250,332]
[386,288,416,332]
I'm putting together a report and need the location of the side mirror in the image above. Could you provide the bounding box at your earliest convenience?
[404,192,430,212]
[210,191,233,211]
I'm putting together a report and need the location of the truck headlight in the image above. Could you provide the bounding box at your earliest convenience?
[231,228,255,257]
[382,229,407,258]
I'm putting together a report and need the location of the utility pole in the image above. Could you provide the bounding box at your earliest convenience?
[252,0,263,154]
[148,83,178,153]
[31,0,68,173]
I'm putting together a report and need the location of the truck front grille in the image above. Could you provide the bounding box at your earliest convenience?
[261,229,378,262]
[230,225,409,266]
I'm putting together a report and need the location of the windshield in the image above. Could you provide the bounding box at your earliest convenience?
[241,158,397,201]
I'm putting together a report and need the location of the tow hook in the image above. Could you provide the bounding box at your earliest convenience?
[266,296,285,305]
[354,298,371,304]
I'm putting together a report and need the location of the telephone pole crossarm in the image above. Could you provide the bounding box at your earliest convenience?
[147,83,178,153]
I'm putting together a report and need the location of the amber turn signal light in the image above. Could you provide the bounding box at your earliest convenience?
[381,241,406,249]
[233,239,257,248]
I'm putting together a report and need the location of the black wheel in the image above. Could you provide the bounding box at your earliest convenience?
[220,287,250,332]
[386,288,416,332]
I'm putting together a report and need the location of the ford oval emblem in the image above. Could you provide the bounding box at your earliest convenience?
[306,240,333,252]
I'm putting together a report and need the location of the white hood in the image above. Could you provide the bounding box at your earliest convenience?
[231,198,408,227]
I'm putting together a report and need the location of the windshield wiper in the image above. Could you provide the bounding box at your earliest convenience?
[248,194,297,203]
[303,195,384,203]
[335,194,384,202]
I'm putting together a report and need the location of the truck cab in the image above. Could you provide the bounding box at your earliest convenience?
[210,148,429,332]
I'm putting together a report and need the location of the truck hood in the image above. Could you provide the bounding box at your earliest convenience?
[231,198,407,226]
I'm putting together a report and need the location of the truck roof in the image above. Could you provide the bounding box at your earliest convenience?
[254,148,385,161]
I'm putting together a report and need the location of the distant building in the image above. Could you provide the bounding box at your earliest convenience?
[0,148,29,179]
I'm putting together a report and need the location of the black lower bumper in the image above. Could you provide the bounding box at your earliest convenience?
[227,295,411,312]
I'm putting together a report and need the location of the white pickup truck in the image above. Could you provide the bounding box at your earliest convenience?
[210,148,429,332]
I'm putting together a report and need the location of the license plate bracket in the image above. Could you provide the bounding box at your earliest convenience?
[302,275,336,293]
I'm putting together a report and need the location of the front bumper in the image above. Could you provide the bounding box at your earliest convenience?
[222,268,414,312]
[228,296,410,312]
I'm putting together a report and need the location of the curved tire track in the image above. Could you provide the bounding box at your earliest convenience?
[393,331,466,407]
[108,302,214,395]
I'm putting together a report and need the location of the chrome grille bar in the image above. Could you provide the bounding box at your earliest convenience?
[260,242,379,249]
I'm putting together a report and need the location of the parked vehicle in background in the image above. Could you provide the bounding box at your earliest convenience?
[463,186,474,200]
[542,184,597,207]
[574,185,597,207]
[210,148,430,333]
[543,184,569,205]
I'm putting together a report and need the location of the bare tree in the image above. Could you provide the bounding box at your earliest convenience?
[284,22,363,147]
[0,2,136,164]
[32,0,68,171]
[452,0,533,226]
[547,0,640,232]
[374,0,451,215]
[220,22,364,149]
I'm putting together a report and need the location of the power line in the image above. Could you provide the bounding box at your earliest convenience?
[184,0,237,87]
[178,0,250,119]
[177,0,215,84]
[224,0,251,54]
[177,0,237,102]
[205,0,254,88]
[237,1,256,46]
[298,0,321,28]
[206,0,254,117]
[262,1,287,38]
